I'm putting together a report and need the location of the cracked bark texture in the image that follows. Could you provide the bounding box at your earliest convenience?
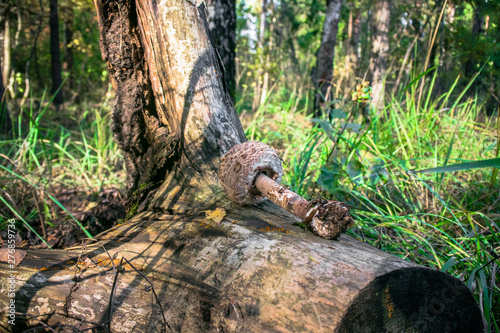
[0,205,483,332]
[312,0,343,117]
[93,0,245,212]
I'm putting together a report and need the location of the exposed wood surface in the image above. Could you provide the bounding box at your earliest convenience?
[0,202,483,332]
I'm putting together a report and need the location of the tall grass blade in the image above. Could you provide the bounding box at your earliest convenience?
[415,158,500,174]
[0,165,93,239]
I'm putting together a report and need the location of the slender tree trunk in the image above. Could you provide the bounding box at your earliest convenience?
[6,0,21,100]
[63,19,74,94]
[205,0,236,100]
[20,0,43,108]
[2,8,10,91]
[280,0,299,67]
[311,0,343,117]
[370,0,390,110]
[252,0,267,111]
[0,65,11,135]
[444,1,455,76]
[260,1,273,107]
[465,1,483,78]
[351,6,361,78]
[49,0,63,106]
[0,1,484,332]
[344,8,353,91]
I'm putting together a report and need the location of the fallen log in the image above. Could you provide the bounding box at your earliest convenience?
[0,202,483,332]
[0,1,483,331]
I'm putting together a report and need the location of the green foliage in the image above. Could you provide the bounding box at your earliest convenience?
[241,55,498,329]
[0,89,122,244]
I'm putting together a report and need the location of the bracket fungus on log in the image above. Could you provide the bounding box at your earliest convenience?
[219,141,353,239]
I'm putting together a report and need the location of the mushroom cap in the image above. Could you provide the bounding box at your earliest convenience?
[219,141,283,205]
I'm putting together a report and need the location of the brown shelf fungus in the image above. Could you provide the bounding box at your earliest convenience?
[219,141,353,239]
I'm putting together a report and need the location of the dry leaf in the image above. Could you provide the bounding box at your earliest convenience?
[309,255,319,264]
[201,207,226,226]
[0,248,27,267]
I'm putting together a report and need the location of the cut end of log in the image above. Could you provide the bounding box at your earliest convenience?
[305,199,353,239]
[337,267,484,333]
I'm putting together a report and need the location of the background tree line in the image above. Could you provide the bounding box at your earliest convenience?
[1,0,499,118]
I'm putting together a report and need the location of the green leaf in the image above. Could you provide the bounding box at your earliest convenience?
[440,256,459,272]
[343,123,362,134]
[415,158,500,174]
[400,66,438,94]
[317,164,341,193]
[330,109,347,119]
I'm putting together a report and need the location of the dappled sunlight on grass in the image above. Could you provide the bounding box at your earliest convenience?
[240,74,499,329]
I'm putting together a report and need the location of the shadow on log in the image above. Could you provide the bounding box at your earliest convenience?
[1,202,483,332]
[0,0,483,332]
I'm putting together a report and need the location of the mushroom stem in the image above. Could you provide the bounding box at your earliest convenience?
[254,173,353,239]
[254,173,311,220]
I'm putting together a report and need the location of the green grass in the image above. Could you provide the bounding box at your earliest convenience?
[0,89,124,242]
[239,71,499,331]
[1,70,498,331]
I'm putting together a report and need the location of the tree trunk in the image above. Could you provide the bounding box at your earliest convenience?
[259,1,273,107]
[205,0,236,100]
[444,1,455,75]
[370,0,390,110]
[350,6,361,79]
[344,7,353,91]
[2,5,11,92]
[93,0,244,211]
[344,5,359,92]
[63,18,74,95]
[465,1,483,78]
[0,65,11,135]
[311,0,343,118]
[0,1,484,332]
[252,0,267,112]
[49,0,63,106]
[20,0,43,109]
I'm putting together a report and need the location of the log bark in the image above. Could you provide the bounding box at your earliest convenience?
[0,204,483,332]
[0,1,484,332]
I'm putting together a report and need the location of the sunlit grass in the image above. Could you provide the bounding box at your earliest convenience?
[240,71,499,331]
[0,90,124,240]
[0,68,498,331]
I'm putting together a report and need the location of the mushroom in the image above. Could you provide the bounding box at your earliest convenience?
[219,141,353,239]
